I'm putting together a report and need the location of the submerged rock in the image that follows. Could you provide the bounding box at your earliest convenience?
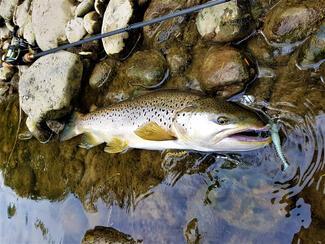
[19,51,83,141]
[143,0,200,48]
[65,17,87,43]
[165,44,191,74]
[82,226,142,243]
[83,11,101,35]
[89,58,117,88]
[198,46,254,97]
[297,22,325,69]
[101,0,133,55]
[122,50,167,88]
[32,0,74,50]
[196,0,253,43]
[263,0,325,44]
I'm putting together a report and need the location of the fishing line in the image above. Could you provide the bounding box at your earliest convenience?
[32,0,229,59]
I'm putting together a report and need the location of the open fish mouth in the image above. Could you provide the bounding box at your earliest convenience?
[227,126,271,142]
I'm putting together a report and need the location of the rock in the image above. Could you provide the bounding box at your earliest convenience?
[0,66,15,82]
[297,22,325,69]
[89,58,117,88]
[165,44,191,74]
[0,25,10,41]
[122,50,167,87]
[14,0,35,45]
[32,0,74,51]
[83,11,101,34]
[65,17,87,43]
[246,34,275,65]
[0,0,19,21]
[94,0,109,16]
[75,0,94,17]
[18,51,83,141]
[82,226,141,244]
[101,0,133,55]
[198,46,253,96]
[263,0,325,44]
[143,0,200,48]
[196,0,253,43]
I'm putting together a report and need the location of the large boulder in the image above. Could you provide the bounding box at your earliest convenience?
[32,0,74,51]
[196,0,253,43]
[19,51,83,141]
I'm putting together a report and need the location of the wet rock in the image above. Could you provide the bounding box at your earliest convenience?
[249,0,280,21]
[263,0,325,44]
[32,0,74,51]
[165,44,191,74]
[184,218,201,244]
[247,34,275,65]
[121,50,167,88]
[143,0,200,48]
[65,17,87,43]
[18,51,83,141]
[197,46,253,97]
[0,66,15,82]
[196,0,253,43]
[82,226,142,244]
[89,58,117,88]
[102,0,133,55]
[75,0,94,17]
[94,0,109,16]
[0,0,18,21]
[83,11,101,34]
[297,22,325,69]
[14,0,35,45]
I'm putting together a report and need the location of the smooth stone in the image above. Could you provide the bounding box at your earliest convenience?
[263,0,325,44]
[122,50,167,87]
[83,11,101,34]
[101,0,133,55]
[0,0,19,21]
[89,58,117,88]
[65,17,87,43]
[196,0,252,42]
[75,0,95,17]
[198,46,253,96]
[32,0,74,51]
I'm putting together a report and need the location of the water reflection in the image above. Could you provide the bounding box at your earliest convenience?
[0,80,325,243]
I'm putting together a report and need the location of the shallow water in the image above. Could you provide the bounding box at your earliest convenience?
[0,90,325,243]
[1,0,325,243]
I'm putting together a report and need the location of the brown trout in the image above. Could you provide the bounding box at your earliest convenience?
[60,90,271,153]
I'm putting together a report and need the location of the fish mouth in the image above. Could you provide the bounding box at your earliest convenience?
[227,126,271,142]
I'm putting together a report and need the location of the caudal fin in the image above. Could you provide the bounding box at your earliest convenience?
[60,112,83,141]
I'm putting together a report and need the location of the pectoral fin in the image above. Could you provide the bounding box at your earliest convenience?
[79,133,103,149]
[104,137,128,154]
[135,122,176,141]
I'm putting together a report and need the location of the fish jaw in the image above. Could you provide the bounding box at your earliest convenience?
[211,126,272,151]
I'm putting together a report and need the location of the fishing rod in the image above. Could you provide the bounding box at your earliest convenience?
[1,0,229,65]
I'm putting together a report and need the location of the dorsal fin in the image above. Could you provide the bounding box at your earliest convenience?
[135,122,176,141]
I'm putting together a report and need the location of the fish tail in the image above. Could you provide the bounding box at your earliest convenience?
[60,112,83,141]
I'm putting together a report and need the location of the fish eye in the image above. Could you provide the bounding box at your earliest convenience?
[213,116,230,125]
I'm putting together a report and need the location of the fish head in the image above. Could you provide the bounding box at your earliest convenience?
[173,97,271,151]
